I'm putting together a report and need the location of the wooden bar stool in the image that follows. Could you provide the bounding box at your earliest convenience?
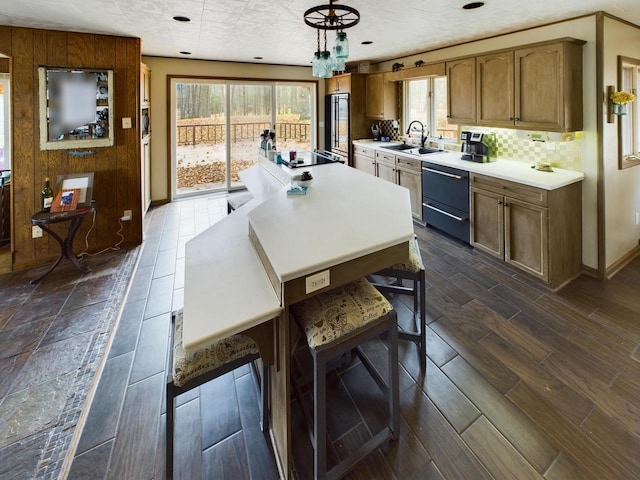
[290,278,399,480]
[166,309,269,479]
[371,235,426,370]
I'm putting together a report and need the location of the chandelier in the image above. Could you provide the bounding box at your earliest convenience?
[303,0,360,78]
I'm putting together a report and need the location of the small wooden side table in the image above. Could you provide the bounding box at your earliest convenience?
[30,206,95,284]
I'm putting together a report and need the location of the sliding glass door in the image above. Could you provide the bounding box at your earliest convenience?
[171,79,316,199]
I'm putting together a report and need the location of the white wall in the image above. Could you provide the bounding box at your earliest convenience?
[378,16,599,270]
[602,17,640,269]
[142,57,318,203]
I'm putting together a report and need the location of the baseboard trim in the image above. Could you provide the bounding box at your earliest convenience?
[605,244,640,279]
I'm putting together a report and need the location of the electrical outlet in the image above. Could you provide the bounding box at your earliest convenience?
[305,269,330,294]
[32,225,43,238]
[124,209,132,218]
[636,212,640,225]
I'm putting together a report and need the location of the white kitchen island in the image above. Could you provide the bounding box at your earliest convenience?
[183,156,414,478]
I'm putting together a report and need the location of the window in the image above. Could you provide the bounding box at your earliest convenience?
[170,79,316,198]
[618,56,640,169]
[404,77,457,140]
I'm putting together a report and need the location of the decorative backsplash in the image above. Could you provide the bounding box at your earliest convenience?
[378,119,402,141]
[463,126,583,171]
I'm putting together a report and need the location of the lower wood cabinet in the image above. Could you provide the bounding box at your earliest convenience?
[470,173,582,289]
[375,150,396,183]
[352,145,423,222]
[395,155,422,221]
[353,145,376,176]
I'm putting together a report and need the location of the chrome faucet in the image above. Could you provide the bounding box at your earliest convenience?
[406,120,428,147]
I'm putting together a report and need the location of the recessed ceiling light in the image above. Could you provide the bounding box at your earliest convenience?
[179,51,191,55]
[462,2,485,9]
[173,16,191,22]
[361,41,373,45]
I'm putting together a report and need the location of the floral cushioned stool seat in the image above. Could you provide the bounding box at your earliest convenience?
[166,309,268,479]
[290,277,399,479]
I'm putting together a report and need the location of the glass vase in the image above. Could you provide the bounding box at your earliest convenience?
[613,103,628,115]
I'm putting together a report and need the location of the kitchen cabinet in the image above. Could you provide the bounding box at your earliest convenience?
[396,155,423,221]
[473,39,584,131]
[375,150,396,183]
[514,40,583,131]
[141,62,151,106]
[446,57,476,124]
[142,135,151,214]
[141,62,151,219]
[470,173,582,289]
[366,73,397,120]
[353,144,376,176]
[326,74,351,94]
[476,51,514,128]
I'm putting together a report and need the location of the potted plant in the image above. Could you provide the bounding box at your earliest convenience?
[610,90,637,115]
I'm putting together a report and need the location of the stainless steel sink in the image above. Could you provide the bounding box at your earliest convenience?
[380,144,415,151]
[415,147,444,155]
[381,144,444,155]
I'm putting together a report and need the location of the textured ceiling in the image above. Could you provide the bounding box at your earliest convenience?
[0,0,638,66]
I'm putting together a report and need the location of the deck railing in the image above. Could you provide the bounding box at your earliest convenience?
[177,122,311,146]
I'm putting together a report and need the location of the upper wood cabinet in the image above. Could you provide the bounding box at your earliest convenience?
[141,62,151,106]
[446,57,476,124]
[326,74,351,94]
[366,73,397,119]
[514,41,583,131]
[476,51,515,127]
[450,38,584,132]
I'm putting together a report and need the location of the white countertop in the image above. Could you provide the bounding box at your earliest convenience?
[247,161,415,282]
[183,199,282,352]
[183,157,414,352]
[353,139,585,190]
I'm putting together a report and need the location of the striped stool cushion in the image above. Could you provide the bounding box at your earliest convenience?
[389,236,423,273]
[291,278,393,349]
[172,309,259,388]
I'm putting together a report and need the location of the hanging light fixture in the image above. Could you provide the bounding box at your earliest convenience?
[304,0,360,78]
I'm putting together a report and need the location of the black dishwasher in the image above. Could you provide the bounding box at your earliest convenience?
[422,161,470,243]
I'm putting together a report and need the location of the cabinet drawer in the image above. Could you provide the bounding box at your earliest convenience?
[423,199,470,244]
[354,145,374,158]
[375,151,395,163]
[396,155,421,172]
[470,173,547,206]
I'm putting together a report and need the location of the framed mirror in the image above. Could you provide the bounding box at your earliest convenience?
[39,67,114,151]
[617,56,640,169]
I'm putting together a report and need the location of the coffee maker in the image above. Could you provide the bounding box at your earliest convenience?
[460,131,491,163]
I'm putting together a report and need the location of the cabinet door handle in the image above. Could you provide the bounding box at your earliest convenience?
[422,167,465,180]
[498,200,503,205]
[504,202,510,207]
[423,203,467,222]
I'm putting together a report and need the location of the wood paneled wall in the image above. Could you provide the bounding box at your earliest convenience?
[0,26,142,270]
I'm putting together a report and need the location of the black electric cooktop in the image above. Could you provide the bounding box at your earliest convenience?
[280,150,345,168]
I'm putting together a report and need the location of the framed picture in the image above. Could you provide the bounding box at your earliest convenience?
[39,67,114,151]
[55,172,94,208]
[50,188,80,212]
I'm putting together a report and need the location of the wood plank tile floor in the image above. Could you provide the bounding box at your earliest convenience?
[26,194,640,479]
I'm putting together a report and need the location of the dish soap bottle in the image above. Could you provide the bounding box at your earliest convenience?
[42,177,53,212]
